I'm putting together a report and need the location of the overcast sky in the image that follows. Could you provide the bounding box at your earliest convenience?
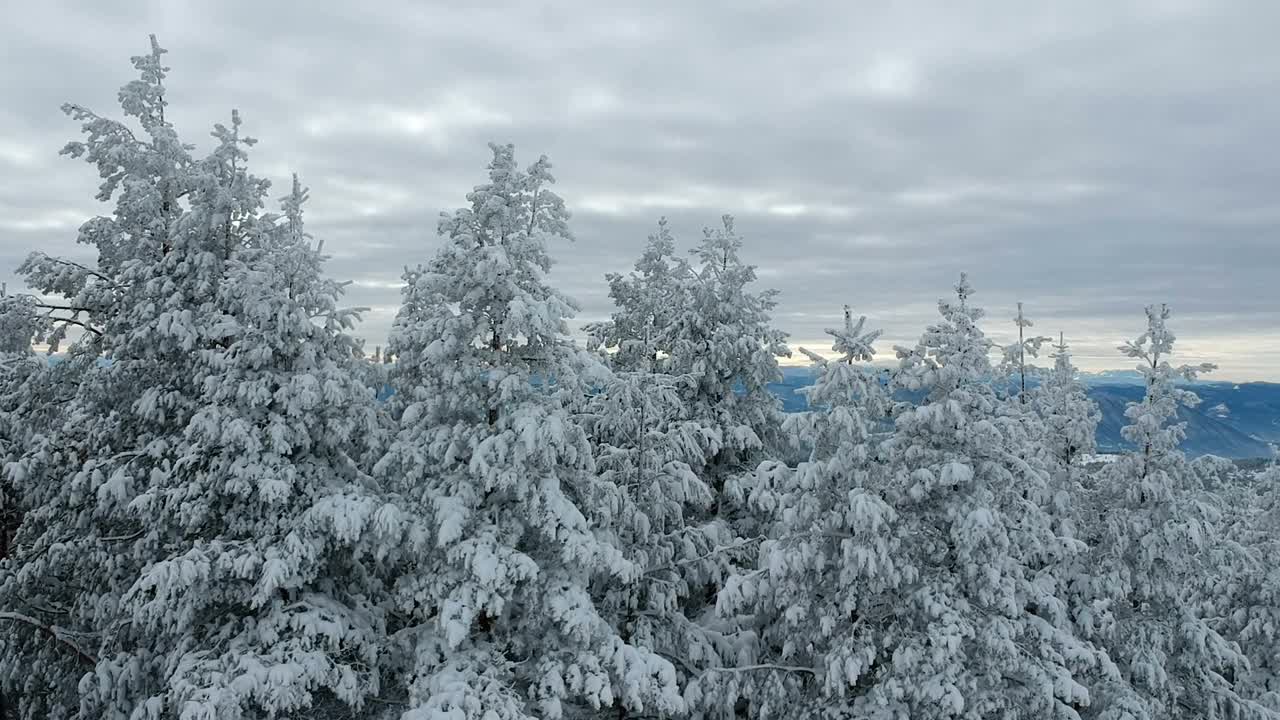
[2,1,1277,379]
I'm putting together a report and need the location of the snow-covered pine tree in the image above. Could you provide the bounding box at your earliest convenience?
[584,217,692,374]
[1071,304,1272,719]
[1,38,401,720]
[583,216,798,715]
[1036,333,1100,473]
[0,287,42,560]
[708,305,900,717]
[998,302,1050,404]
[374,143,681,720]
[678,216,790,507]
[587,214,790,496]
[577,368,735,718]
[1199,450,1280,714]
[0,37,197,719]
[716,279,1106,718]
[811,274,1101,718]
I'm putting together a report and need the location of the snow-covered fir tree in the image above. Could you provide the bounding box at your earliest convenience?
[589,214,789,503]
[584,217,692,374]
[1201,451,1280,714]
[678,216,790,506]
[0,38,399,720]
[374,143,681,719]
[708,305,897,717]
[998,302,1050,404]
[583,216,801,715]
[1036,333,1100,473]
[719,278,1108,719]
[1070,304,1273,719]
[577,369,737,717]
[0,288,42,559]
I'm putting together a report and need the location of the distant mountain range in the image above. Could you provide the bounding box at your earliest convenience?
[769,367,1280,459]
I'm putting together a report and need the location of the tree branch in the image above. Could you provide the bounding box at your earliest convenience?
[99,529,144,543]
[49,316,103,337]
[31,256,120,288]
[702,663,816,676]
[0,612,98,667]
[34,303,93,314]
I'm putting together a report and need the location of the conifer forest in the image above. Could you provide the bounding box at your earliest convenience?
[1,37,1278,720]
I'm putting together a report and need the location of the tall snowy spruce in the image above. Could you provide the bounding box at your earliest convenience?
[0,39,397,720]
[1070,304,1274,719]
[875,276,1104,719]
[679,216,790,506]
[584,217,799,715]
[374,144,680,719]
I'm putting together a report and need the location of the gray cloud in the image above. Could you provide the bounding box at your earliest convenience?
[1,0,1278,379]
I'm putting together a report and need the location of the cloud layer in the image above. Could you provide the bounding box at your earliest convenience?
[2,0,1278,379]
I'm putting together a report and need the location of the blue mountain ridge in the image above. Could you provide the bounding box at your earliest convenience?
[769,367,1280,459]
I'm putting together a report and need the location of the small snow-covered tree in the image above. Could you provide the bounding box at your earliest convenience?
[1,38,400,720]
[374,143,681,720]
[1036,333,1100,473]
[998,302,1050,404]
[1071,304,1271,719]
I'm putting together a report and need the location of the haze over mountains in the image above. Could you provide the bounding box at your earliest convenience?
[771,367,1280,458]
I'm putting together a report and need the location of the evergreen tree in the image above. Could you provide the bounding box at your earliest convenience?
[998,302,1050,404]
[1036,333,1100,474]
[0,288,42,560]
[0,38,397,719]
[709,305,896,717]
[585,217,795,715]
[870,275,1100,718]
[577,369,734,718]
[584,217,692,374]
[1072,304,1271,719]
[678,216,790,505]
[374,144,681,719]
[719,279,1105,718]
[1202,452,1280,714]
